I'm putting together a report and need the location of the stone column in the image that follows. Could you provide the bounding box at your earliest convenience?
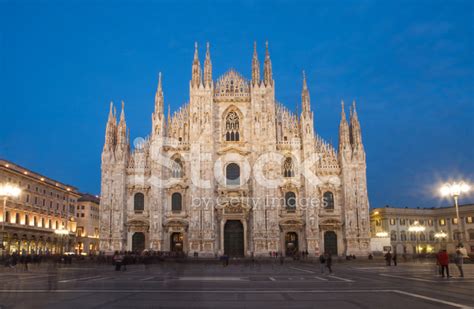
[220,219,225,254]
[243,219,248,256]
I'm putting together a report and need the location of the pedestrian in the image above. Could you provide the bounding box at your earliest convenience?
[454,249,464,278]
[392,252,397,266]
[384,251,392,266]
[113,251,123,271]
[325,252,333,274]
[319,253,326,274]
[436,249,451,278]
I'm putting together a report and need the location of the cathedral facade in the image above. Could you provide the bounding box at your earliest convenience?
[99,42,371,257]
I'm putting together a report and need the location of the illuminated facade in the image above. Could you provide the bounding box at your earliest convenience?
[75,194,100,254]
[0,159,79,255]
[370,204,474,254]
[100,43,371,257]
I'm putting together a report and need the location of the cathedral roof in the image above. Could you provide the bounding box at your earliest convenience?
[214,69,250,101]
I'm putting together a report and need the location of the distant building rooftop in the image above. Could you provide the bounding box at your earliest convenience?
[78,193,100,204]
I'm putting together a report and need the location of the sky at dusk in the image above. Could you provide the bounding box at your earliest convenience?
[1,0,473,209]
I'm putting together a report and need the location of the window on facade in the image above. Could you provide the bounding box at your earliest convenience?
[285,192,297,211]
[428,219,433,226]
[26,195,29,203]
[5,211,10,223]
[33,216,37,226]
[410,233,416,241]
[419,220,424,225]
[390,231,397,241]
[453,231,460,241]
[41,218,45,227]
[452,218,458,225]
[323,191,334,210]
[469,231,474,240]
[401,231,407,241]
[409,219,414,225]
[226,163,240,186]
[399,219,405,225]
[466,217,473,224]
[390,218,396,225]
[283,157,295,178]
[419,233,426,241]
[48,219,52,229]
[134,193,145,213]
[25,214,29,226]
[225,111,240,141]
[81,213,84,217]
[15,213,20,224]
[171,193,182,212]
[55,221,59,229]
[439,219,446,226]
[429,231,435,241]
[172,158,183,178]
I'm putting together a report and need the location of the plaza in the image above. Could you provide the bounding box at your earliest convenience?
[0,258,472,308]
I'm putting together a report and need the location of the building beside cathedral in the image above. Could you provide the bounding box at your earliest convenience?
[99,42,371,257]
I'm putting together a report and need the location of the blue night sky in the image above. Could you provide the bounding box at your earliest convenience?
[1,1,473,209]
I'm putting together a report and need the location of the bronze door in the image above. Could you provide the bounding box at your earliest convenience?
[224,220,244,257]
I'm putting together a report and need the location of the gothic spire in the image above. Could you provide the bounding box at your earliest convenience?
[263,41,273,86]
[338,100,351,153]
[301,70,311,116]
[191,42,202,87]
[350,100,363,148]
[105,101,117,146]
[154,72,164,115]
[203,42,212,87]
[117,101,127,145]
[252,41,260,86]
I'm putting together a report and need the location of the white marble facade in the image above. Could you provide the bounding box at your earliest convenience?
[99,42,371,257]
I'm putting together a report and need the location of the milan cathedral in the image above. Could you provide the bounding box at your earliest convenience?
[99,42,371,257]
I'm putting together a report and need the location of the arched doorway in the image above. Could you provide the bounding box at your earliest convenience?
[285,232,298,256]
[324,231,337,255]
[170,232,184,252]
[132,232,145,253]
[224,220,244,257]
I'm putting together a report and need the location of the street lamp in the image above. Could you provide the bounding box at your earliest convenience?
[408,221,425,255]
[0,183,21,254]
[376,232,388,238]
[440,182,471,244]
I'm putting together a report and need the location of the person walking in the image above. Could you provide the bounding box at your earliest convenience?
[325,252,333,274]
[436,249,451,278]
[384,251,392,266]
[319,253,326,274]
[454,249,464,278]
[392,252,398,266]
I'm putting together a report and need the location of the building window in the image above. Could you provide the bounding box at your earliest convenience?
[285,192,297,211]
[172,158,184,178]
[469,231,474,240]
[226,163,240,186]
[15,213,20,224]
[409,219,414,225]
[171,193,182,212]
[33,216,37,226]
[466,217,473,224]
[225,111,240,141]
[428,219,433,226]
[399,219,405,226]
[134,193,145,213]
[390,218,396,225]
[283,157,295,178]
[410,233,416,241]
[48,219,52,229]
[419,233,426,241]
[439,219,446,226]
[390,231,397,241]
[81,213,84,217]
[5,211,10,223]
[375,220,381,227]
[452,218,458,225]
[429,231,435,241]
[25,214,29,226]
[323,191,334,210]
[400,231,407,241]
[26,195,30,203]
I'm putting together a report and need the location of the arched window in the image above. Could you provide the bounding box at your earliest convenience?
[429,231,435,241]
[400,231,407,241]
[419,233,426,241]
[283,157,295,178]
[171,193,182,212]
[225,111,240,141]
[323,191,334,209]
[15,213,20,224]
[134,193,145,213]
[390,231,397,241]
[410,233,416,241]
[226,163,240,186]
[172,158,183,178]
[285,192,297,211]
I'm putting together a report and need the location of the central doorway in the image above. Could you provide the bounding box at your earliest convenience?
[285,232,299,256]
[170,232,184,252]
[224,220,244,257]
[132,232,145,253]
[324,231,337,255]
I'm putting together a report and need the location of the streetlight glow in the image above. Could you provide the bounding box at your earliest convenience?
[440,181,470,197]
[54,229,69,235]
[0,183,22,198]
[434,231,447,239]
[375,232,388,237]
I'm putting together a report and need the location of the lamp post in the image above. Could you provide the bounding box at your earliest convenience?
[408,221,425,255]
[440,182,470,244]
[0,183,21,255]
